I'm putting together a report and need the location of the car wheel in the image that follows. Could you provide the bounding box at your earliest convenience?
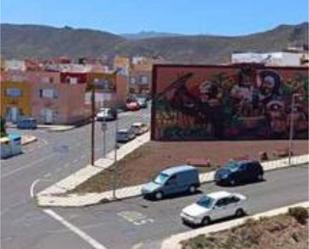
[229,179,236,186]
[257,174,263,181]
[154,191,163,200]
[188,185,197,194]
[201,216,211,226]
[235,208,245,217]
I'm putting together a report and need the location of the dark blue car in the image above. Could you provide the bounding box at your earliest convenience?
[215,160,264,186]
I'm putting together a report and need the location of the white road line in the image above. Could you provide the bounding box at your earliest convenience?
[43,209,108,249]
[44,172,51,178]
[30,179,41,198]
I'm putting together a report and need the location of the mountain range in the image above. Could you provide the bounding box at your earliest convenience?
[1,22,308,64]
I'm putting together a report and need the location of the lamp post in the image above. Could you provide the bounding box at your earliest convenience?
[90,84,95,166]
[288,93,301,165]
[112,68,122,199]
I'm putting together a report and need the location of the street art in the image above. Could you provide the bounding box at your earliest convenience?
[151,64,308,141]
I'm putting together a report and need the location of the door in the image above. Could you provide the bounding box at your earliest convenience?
[212,197,230,220]
[44,109,53,124]
[163,175,178,195]
[6,107,19,123]
[238,164,249,182]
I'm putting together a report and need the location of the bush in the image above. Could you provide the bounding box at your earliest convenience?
[288,207,308,224]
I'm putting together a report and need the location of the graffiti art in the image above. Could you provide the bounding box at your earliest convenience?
[151,64,308,141]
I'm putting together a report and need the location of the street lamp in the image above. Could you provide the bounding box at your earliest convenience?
[112,68,122,199]
[288,93,302,165]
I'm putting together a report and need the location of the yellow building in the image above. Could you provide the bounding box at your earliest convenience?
[1,81,31,122]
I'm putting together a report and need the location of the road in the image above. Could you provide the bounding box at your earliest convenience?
[1,107,150,249]
[2,163,308,249]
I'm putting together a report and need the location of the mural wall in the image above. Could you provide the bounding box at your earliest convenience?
[151,64,309,141]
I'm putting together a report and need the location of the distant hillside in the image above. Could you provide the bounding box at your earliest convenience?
[121,31,185,40]
[1,22,308,64]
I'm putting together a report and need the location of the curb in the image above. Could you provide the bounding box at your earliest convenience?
[160,201,309,249]
[36,154,308,207]
[21,135,38,145]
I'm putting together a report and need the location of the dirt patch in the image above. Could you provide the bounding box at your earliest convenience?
[71,140,308,193]
[181,208,309,249]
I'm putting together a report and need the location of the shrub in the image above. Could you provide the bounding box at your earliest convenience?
[288,207,308,224]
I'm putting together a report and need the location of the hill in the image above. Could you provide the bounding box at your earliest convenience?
[1,22,308,63]
[120,31,185,40]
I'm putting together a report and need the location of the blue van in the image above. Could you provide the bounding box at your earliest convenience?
[141,165,200,200]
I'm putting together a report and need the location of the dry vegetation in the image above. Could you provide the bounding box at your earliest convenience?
[181,207,309,249]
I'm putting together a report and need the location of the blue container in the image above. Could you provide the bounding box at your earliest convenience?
[17,117,37,129]
[8,133,22,156]
[0,137,12,159]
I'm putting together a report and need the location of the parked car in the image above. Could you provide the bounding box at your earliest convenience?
[181,191,247,226]
[126,101,140,111]
[116,128,135,143]
[96,108,117,121]
[215,160,264,186]
[131,122,149,135]
[17,117,37,129]
[136,97,148,108]
[141,165,200,200]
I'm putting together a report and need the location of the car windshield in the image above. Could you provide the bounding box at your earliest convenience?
[118,131,128,135]
[223,162,240,171]
[153,173,169,185]
[196,196,215,208]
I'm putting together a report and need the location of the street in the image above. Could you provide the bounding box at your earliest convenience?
[1,160,308,249]
[1,107,150,249]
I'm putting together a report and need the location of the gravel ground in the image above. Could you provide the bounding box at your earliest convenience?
[72,140,308,193]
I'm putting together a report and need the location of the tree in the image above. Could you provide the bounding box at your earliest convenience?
[0,117,7,137]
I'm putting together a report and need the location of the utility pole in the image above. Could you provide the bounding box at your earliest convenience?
[288,93,301,165]
[112,115,118,200]
[90,84,95,165]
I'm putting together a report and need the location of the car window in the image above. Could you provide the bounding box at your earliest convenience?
[197,196,215,208]
[167,175,177,185]
[153,173,169,184]
[229,196,240,204]
[215,198,228,207]
[239,164,247,171]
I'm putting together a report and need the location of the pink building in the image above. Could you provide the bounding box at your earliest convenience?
[29,71,90,124]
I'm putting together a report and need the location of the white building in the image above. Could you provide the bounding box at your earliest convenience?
[231,51,307,66]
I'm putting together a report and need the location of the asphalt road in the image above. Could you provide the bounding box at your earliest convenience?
[1,107,151,249]
[2,164,308,249]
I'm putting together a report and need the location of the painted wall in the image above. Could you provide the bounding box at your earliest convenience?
[151,64,309,141]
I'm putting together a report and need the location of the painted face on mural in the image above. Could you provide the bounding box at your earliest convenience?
[199,81,219,103]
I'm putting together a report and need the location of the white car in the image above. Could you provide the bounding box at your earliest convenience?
[180,191,247,226]
[131,122,149,135]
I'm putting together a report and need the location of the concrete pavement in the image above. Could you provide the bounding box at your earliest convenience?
[43,165,308,249]
[37,154,309,207]
[1,107,151,249]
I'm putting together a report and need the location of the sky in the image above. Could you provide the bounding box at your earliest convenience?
[1,0,308,36]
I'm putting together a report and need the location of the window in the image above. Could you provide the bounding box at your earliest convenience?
[39,89,58,99]
[42,77,54,83]
[140,75,148,84]
[6,88,22,97]
[229,196,240,204]
[153,173,169,185]
[130,77,136,84]
[215,198,229,207]
[197,196,215,208]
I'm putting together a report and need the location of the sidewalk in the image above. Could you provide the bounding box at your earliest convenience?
[7,123,75,132]
[37,153,308,207]
[21,135,37,145]
[38,132,151,196]
[160,201,309,249]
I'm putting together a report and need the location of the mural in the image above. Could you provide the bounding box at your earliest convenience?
[151,64,309,141]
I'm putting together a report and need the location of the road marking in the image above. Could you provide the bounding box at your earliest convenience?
[118,211,154,226]
[1,154,55,178]
[43,209,108,249]
[132,242,144,249]
[44,172,52,178]
[30,179,41,198]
